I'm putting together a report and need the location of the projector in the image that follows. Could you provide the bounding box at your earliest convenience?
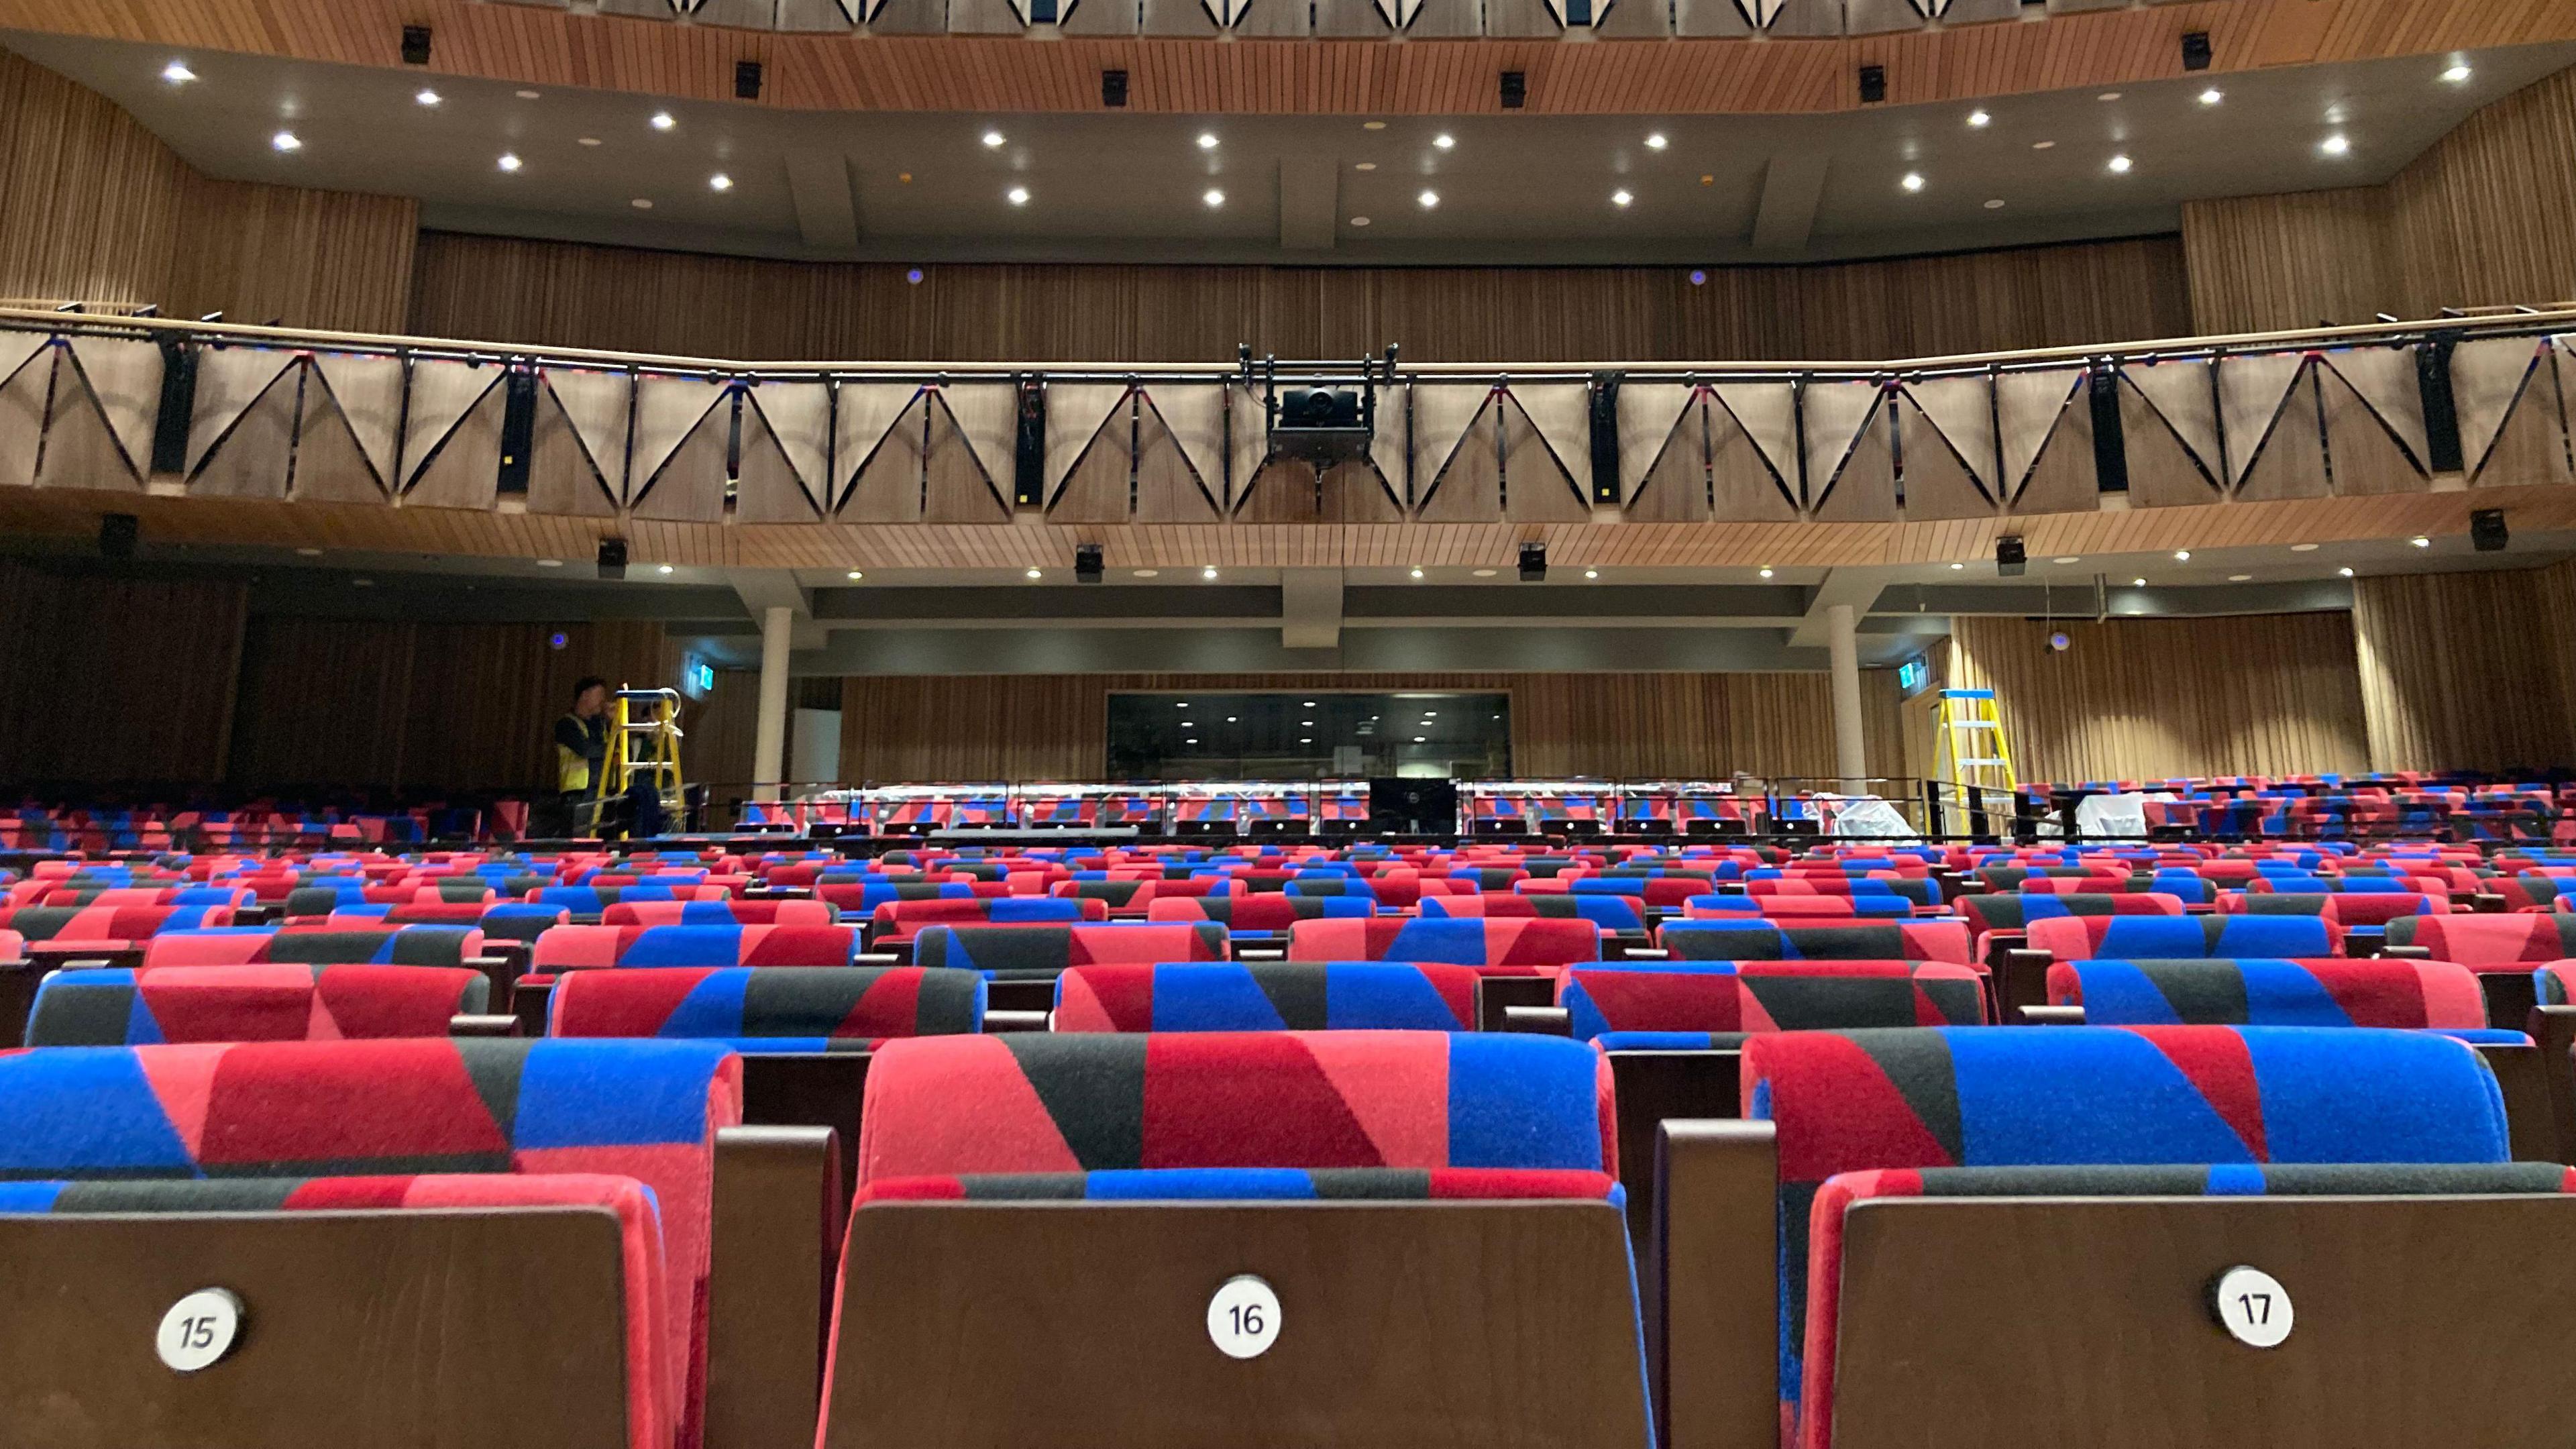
[1271,385,1372,464]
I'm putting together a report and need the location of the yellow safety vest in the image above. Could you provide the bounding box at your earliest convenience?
[557,714,597,794]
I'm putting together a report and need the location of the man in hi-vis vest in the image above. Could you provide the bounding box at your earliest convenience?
[551,677,610,837]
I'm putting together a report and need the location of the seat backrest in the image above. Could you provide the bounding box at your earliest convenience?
[531,923,857,971]
[1053,961,1480,1032]
[1142,894,1368,930]
[1,903,230,943]
[1560,961,1986,1042]
[264,924,484,967]
[1660,920,1973,965]
[2047,957,2490,1030]
[26,963,490,1044]
[602,899,837,927]
[912,922,1229,976]
[1284,916,1601,969]
[549,965,984,1046]
[1745,1025,2512,1449]
[2026,913,2341,961]
[1955,892,2183,938]
[2387,912,2576,963]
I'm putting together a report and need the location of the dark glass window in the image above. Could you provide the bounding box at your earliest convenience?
[1106,691,1510,780]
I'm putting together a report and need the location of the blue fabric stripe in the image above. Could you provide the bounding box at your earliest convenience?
[1948,1029,2258,1166]
[663,969,755,1037]
[2241,1027,2504,1164]
[0,1049,197,1176]
[0,1182,67,1212]
[1323,964,1471,1031]
[1444,1034,1604,1171]
[1154,965,1287,1032]
[620,926,745,968]
[1084,1168,1320,1199]
[511,1040,733,1148]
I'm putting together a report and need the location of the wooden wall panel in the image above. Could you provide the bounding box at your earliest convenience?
[2350,561,2576,773]
[836,669,1915,783]
[0,50,416,328]
[407,233,2193,366]
[2184,66,2576,331]
[0,559,245,784]
[684,668,764,792]
[1946,612,2372,785]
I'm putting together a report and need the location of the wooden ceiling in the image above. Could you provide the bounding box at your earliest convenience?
[1,0,2570,115]
[7,481,2572,572]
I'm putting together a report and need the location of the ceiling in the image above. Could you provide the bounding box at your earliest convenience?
[9,30,2571,263]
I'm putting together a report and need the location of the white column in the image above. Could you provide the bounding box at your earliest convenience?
[752,604,793,803]
[1826,602,1868,796]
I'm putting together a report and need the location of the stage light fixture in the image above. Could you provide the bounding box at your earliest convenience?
[1858,66,1886,104]
[1075,543,1104,582]
[596,537,628,580]
[1499,71,1526,109]
[2180,31,2211,71]
[99,513,138,560]
[1996,535,2026,577]
[2471,509,2508,552]
[1102,69,1129,107]
[735,60,763,100]
[1518,541,1548,582]
[401,25,433,65]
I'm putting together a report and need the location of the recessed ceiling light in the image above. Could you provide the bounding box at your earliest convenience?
[982,130,1006,148]
[1301,737,1313,743]
[708,173,732,191]
[650,111,675,130]
[2173,549,2192,561]
[1201,566,1218,580]
[656,564,674,575]
[2229,574,2253,582]
[2441,63,2472,83]
[1966,109,1990,127]
[1350,216,1371,227]
[1354,162,1377,171]
[515,89,540,100]
[1758,567,1774,578]
[1025,567,1043,580]
[537,557,564,568]
[2107,154,2133,173]
[1433,133,1455,149]
[2410,535,2430,547]
[2133,577,2148,587]
[1134,568,1159,577]
[294,546,323,557]
[2199,87,2224,105]
[1417,190,1439,208]
[1197,132,1218,149]
[1226,716,1239,722]
[1303,701,1317,706]
[630,198,653,209]
[1007,186,1030,205]
[1949,562,1966,570]
[352,578,374,588]
[2031,140,2055,150]
[2321,133,2351,156]
[1644,132,1668,149]
[161,60,195,84]
[2340,567,2357,577]
[1611,189,1633,207]
[1901,172,1925,193]
[497,153,523,172]
[1984,199,2005,209]
[270,130,301,152]
[1363,120,1387,130]
[1177,702,1189,708]
[2290,543,2319,552]
[1584,569,1599,580]
[1409,566,1425,578]
[1203,188,1224,207]
[578,137,602,147]
[415,88,441,107]
[846,570,863,580]
[1413,736,1428,743]
[1472,568,1496,577]
[2096,91,2122,101]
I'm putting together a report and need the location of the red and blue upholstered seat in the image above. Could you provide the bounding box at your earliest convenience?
[531,883,722,913]
[1678,894,1915,920]
[1052,961,1481,1032]
[2385,912,2576,965]
[867,896,1104,945]
[2047,958,2510,1038]
[2220,890,2440,928]
[1746,1026,2542,1449]
[143,924,484,969]
[1053,877,1242,911]
[852,1029,1617,1199]
[0,1036,738,1449]
[1660,919,1974,965]
[1284,916,1601,972]
[25,964,490,1044]
[476,902,571,943]
[529,923,859,972]
[548,965,983,1050]
[912,921,1229,977]
[1560,962,1986,1047]
[2023,912,2342,961]
[814,880,1007,914]
[1142,893,1371,930]
[1422,892,1648,932]
[1952,891,2183,945]
[601,898,838,928]
[0,903,234,945]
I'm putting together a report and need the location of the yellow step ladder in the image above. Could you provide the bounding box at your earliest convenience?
[1932,687,2017,799]
[608,686,687,838]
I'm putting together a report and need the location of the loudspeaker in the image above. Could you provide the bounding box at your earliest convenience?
[2180,31,2212,71]
[497,369,537,495]
[1012,378,1045,506]
[1996,535,2026,578]
[1858,65,1886,103]
[1075,543,1104,583]
[597,537,628,581]
[1368,777,1459,835]
[99,513,138,560]
[734,60,763,99]
[1499,71,1526,109]
[1518,541,1547,582]
[400,25,432,65]
[1102,69,1128,107]
[1587,372,1621,504]
[2471,508,2508,553]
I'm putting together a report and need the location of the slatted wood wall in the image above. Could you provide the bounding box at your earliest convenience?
[2349,561,2576,773]
[0,559,246,784]
[0,50,417,329]
[834,670,1916,783]
[407,232,2193,365]
[2183,66,2576,331]
[1945,612,2373,785]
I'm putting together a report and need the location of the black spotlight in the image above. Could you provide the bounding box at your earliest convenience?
[1499,70,1527,109]
[2471,508,2509,553]
[1101,69,1129,108]
[1858,65,1886,104]
[1518,541,1548,583]
[1075,543,1104,583]
[400,25,433,66]
[597,536,629,581]
[734,60,763,100]
[2180,31,2212,72]
[99,513,138,560]
[1996,535,2026,578]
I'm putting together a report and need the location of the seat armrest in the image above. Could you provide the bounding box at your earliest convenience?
[2379,945,2433,959]
[2018,1004,2086,1026]
[1998,948,2053,1017]
[982,1010,1051,1033]
[1653,1119,1777,1449]
[447,1014,522,1038]
[1501,1005,1572,1035]
[710,1124,841,1449]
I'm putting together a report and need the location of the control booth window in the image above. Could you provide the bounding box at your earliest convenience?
[1107,691,1509,780]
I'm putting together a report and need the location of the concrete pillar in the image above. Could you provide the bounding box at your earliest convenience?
[753,604,793,803]
[1826,602,1868,796]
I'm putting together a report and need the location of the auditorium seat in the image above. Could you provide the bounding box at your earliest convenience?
[1141,892,1371,934]
[549,964,983,1049]
[1678,894,1916,920]
[2021,913,2343,963]
[24,963,489,1044]
[866,896,1105,951]
[820,1031,1645,1446]
[1659,920,1974,966]
[1422,892,1649,934]
[528,924,861,972]
[1051,961,1479,1032]
[145,924,485,970]
[2384,912,2576,963]
[2220,890,2440,928]
[1283,916,1602,971]
[912,921,1229,978]
[603,898,839,927]
[1561,961,1988,1047]
[1053,877,1242,914]
[2045,957,2493,1032]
